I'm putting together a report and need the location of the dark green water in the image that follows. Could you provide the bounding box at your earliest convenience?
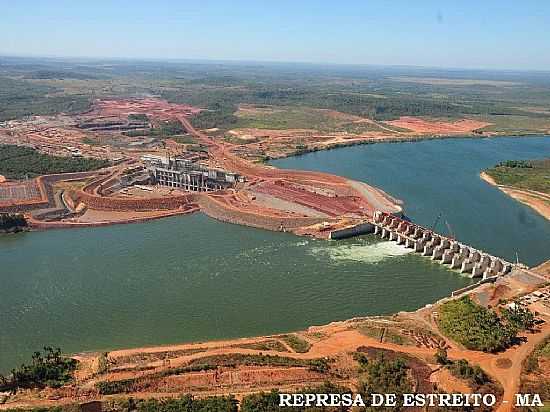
[0,217,466,372]
[0,136,548,372]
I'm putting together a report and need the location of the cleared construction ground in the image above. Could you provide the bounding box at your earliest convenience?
[1,98,401,237]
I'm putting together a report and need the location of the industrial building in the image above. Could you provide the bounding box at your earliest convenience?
[141,155,242,192]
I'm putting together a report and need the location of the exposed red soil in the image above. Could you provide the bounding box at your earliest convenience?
[84,98,201,120]
[384,116,491,134]
[254,180,370,217]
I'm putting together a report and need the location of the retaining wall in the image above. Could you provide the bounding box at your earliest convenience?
[198,195,324,231]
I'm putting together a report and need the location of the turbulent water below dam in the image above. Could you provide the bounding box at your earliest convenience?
[1,135,549,372]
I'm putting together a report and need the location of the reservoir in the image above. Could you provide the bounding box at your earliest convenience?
[1,136,549,372]
[273,136,550,267]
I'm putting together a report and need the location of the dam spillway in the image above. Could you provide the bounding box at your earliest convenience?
[372,211,514,278]
[330,210,514,279]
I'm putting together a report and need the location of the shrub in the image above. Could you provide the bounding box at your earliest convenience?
[0,347,77,393]
[280,334,311,353]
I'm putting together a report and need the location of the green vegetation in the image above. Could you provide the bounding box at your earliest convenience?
[131,395,238,412]
[12,395,239,412]
[478,114,550,135]
[501,303,537,331]
[0,144,109,179]
[9,387,358,412]
[356,354,412,412]
[235,105,346,131]
[241,382,352,412]
[447,359,491,387]
[524,336,550,374]
[280,334,312,353]
[128,113,149,122]
[81,136,100,146]
[357,324,413,346]
[122,120,184,138]
[0,213,27,233]
[185,353,329,371]
[5,408,70,412]
[0,76,91,121]
[434,347,450,365]
[438,296,538,354]
[234,340,289,352]
[0,347,77,393]
[520,337,550,410]
[437,296,526,352]
[96,354,331,395]
[2,57,550,136]
[433,356,502,412]
[96,378,138,395]
[173,135,197,144]
[485,158,550,194]
[190,103,238,130]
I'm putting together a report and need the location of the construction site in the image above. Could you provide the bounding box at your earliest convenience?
[0,97,402,235]
[1,102,549,412]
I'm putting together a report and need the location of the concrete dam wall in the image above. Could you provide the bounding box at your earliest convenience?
[371,211,513,279]
[329,211,514,279]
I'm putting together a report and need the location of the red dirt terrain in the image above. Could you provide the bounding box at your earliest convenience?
[384,116,490,134]
[84,98,201,120]
[1,98,401,236]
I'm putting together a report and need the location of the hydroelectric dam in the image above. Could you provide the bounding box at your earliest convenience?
[330,210,514,279]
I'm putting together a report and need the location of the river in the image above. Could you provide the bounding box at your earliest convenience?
[273,136,550,266]
[0,136,548,372]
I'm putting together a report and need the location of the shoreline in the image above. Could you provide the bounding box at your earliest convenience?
[3,264,548,411]
[7,133,548,233]
[480,171,550,221]
[2,136,550,410]
[266,131,550,161]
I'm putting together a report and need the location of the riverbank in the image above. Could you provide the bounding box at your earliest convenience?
[480,171,550,221]
[2,263,548,412]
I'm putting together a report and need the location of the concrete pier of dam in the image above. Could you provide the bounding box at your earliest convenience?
[329,211,514,279]
[372,211,513,278]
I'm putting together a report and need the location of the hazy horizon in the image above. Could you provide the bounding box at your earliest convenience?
[2,1,550,71]
[2,54,550,75]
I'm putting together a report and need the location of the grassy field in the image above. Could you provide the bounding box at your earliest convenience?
[478,115,550,135]
[3,57,550,135]
[485,159,550,194]
[234,104,392,133]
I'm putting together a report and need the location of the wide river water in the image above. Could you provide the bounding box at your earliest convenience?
[0,136,549,372]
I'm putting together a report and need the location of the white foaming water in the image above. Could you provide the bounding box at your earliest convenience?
[310,240,413,264]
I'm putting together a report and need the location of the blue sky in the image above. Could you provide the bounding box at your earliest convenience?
[2,0,549,70]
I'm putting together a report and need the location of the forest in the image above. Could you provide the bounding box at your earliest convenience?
[0,144,109,179]
[2,56,550,135]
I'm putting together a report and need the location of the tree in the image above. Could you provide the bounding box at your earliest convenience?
[501,303,536,331]
[0,347,77,393]
[435,347,449,365]
[357,355,412,412]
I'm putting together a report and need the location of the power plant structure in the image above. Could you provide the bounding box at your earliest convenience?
[141,155,242,192]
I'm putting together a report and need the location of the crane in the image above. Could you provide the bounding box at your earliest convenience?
[431,212,442,232]
[445,220,455,239]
